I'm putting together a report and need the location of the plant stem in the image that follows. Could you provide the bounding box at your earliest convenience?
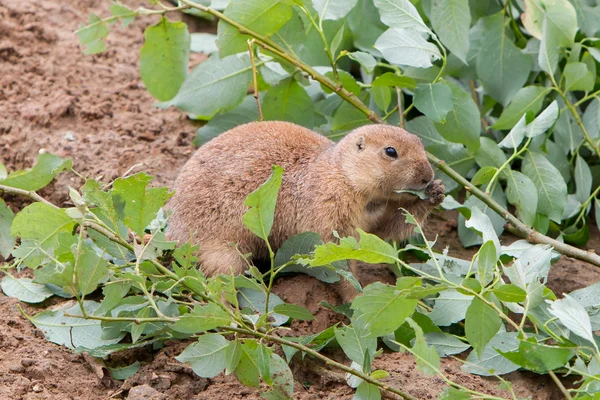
[247,39,263,121]
[223,326,418,400]
[549,370,573,400]
[485,137,531,194]
[428,153,600,267]
[555,85,600,159]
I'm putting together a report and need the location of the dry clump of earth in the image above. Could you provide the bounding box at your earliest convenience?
[1,0,599,399]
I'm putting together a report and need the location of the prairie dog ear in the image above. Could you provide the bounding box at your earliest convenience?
[356,136,365,151]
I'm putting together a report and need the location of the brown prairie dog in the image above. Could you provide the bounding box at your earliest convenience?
[167,121,444,299]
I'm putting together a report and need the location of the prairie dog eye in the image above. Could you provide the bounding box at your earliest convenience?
[384,146,398,159]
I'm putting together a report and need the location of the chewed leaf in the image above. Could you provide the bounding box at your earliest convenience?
[394,189,429,200]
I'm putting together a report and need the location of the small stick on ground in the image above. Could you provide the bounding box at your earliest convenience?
[247,39,263,121]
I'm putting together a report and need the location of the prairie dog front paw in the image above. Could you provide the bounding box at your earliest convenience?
[425,179,445,206]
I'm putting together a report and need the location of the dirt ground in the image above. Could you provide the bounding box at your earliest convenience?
[1,0,599,399]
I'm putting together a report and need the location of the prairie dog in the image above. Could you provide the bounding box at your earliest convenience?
[167,121,444,293]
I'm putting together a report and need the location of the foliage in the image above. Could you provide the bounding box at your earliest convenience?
[2,154,600,399]
[2,0,600,398]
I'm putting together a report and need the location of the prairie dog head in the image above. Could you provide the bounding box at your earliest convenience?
[334,125,434,200]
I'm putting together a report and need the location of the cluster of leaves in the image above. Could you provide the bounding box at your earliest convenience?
[2,156,600,399]
[76,0,600,250]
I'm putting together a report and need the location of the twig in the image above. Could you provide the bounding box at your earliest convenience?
[247,39,263,121]
[549,370,573,400]
[396,88,404,128]
[429,153,600,268]
[223,326,418,400]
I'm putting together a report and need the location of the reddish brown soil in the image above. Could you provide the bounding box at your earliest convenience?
[1,0,599,399]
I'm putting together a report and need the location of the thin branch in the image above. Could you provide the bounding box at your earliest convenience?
[0,185,59,209]
[429,153,600,268]
[247,39,263,121]
[224,326,418,400]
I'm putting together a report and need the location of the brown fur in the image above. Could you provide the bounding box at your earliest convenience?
[167,121,444,298]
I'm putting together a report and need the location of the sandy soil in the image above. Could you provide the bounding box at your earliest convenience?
[1,0,599,399]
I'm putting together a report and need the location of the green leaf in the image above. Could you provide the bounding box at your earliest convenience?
[498,115,527,149]
[243,165,284,241]
[108,361,141,380]
[430,0,470,63]
[1,275,53,303]
[574,155,592,204]
[500,340,575,373]
[163,54,252,119]
[439,387,472,400]
[464,207,501,256]
[371,72,416,90]
[493,284,527,303]
[548,294,597,348]
[74,242,110,296]
[274,232,339,283]
[176,334,230,378]
[407,318,440,375]
[334,323,377,365]
[474,137,506,168]
[476,13,531,106]
[372,0,429,32]
[564,62,594,92]
[348,0,388,54]
[351,279,420,337]
[493,86,551,130]
[423,332,470,357]
[262,78,315,128]
[235,341,261,388]
[171,303,230,334]
[354,382,381,400]
[273,304,315,321]
[434,83,480,151]
[237,288,289,326]
[375,28,441,68]
[190,33,218,54]
[0,199,14,258]
[477,240,497,286]
[462,332,520,376]
[413,83,453,124]
[346,51,377,73]
[10,203,76,250]
[583,98,600,139]
[31,301,125,350]
[571,0,600,37]
[0,153,71,191]
[470,166,496,186]
[372,86,391,112]
[194,94,259,146]
[76,14,109,54]
[429,289,472,326]
[216,0,292,57]
[465,297,502,358]
[330,24,345,57]
[140,18,190,102]
[554,108,584,153]
[308,229,397,266]
[109,3,135,27]
[521,151,567,223]
[313,0,358,20]
[525,101,559,138]
[505,170,538,227]
[112,173,172,238]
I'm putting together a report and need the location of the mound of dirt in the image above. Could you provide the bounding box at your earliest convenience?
[1,0,599,399]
